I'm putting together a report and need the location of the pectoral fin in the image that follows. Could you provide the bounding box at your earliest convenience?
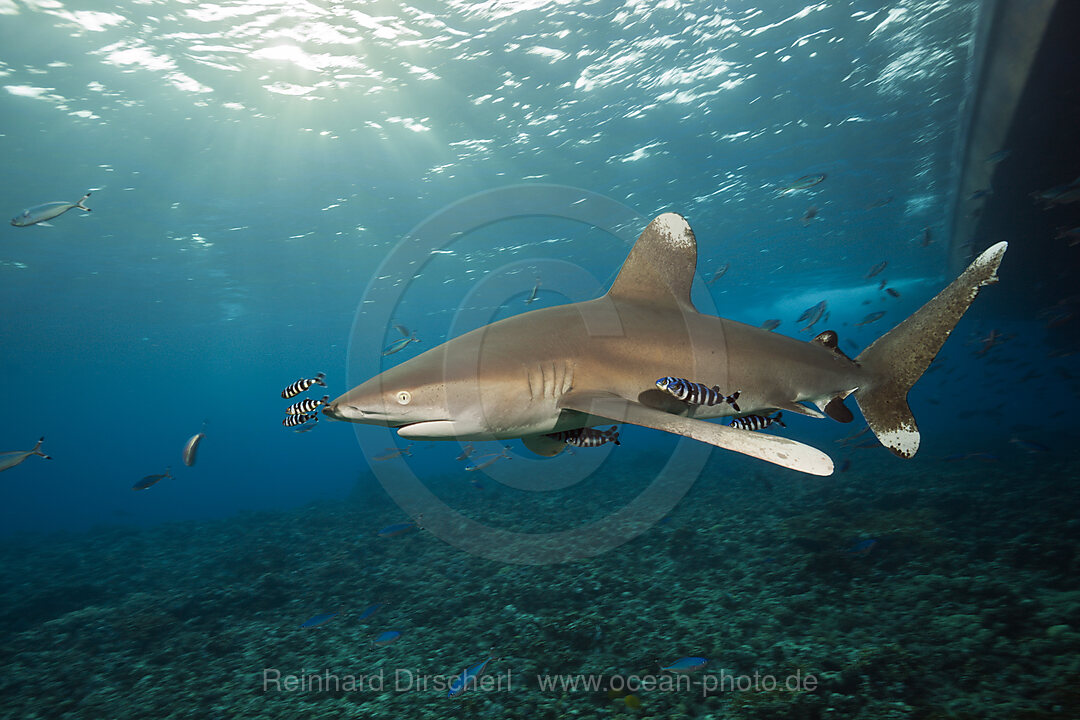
[558,391,834,476]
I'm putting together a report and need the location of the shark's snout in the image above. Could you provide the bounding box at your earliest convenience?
[322,402,358,421]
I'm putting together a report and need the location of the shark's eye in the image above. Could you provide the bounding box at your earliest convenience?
[396,390,412,405]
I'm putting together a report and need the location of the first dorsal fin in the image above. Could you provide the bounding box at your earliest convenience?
[607,213,697,311]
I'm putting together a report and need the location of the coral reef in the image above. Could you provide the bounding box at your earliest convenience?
[0,450,1077,718]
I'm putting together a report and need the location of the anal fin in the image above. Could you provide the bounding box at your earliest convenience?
[823,397,854,423]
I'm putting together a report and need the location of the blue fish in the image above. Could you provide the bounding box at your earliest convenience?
[377,521,418,538]
[1010,437,1050,454]
[299,611,339,629]
[660,656,708,674]
[372,630,402,647]
[133,467,172,491]
[357,602,384,621]
[848,539,878,555]
[779,173,826,194]
[447,651,497,698]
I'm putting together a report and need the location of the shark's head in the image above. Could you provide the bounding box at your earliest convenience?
[323,338,504,440]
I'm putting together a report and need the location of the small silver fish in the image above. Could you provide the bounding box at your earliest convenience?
[798,300,827,330]
[779,173,826,194]
[706,263,729,285]
[0,437,50,472]
[455,443,475,461]
[854,311,886,326]
[865,261,888,279]
[1033,179,1080,207]
[373,445,413,461]
[383,334,420,356]
[760,319,781,331]
[11,192,91,227]
[133,467,172,491]
[465,447,511,472]
[281,372,326,399]
[285,395,328,415]
[524,279,541,304]
[293,416,319,432]
[182,421,207,467]
[800,206,818,226]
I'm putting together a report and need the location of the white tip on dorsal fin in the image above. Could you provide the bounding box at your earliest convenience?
[606,213,697,311]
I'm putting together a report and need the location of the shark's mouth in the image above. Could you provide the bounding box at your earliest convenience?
[322,403,409,426]
[322,404,457,436]
[396,420,462,439]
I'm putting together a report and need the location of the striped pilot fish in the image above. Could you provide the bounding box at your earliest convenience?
[655,377,741,411]
[285,395,329,415]
[547,426,621,447]
[729,412,786,431]
[281,372,327,399]
[283,413,318,428]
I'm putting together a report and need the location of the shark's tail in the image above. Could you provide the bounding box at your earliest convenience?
[853,242,1007,458]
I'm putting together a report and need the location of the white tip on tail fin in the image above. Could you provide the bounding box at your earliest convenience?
[854,242,1007,458]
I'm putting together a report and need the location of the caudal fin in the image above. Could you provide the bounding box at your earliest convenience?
[76,192,91,212]
[32,436,51,460]
[854,242,1007,458]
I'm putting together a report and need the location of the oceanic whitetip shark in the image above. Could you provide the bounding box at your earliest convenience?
[324,213,1007,476]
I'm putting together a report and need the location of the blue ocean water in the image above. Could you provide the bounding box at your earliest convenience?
[1,1,1079,717]
[0,0,1003,533]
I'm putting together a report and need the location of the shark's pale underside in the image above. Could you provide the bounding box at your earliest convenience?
[324,213,1006,476]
